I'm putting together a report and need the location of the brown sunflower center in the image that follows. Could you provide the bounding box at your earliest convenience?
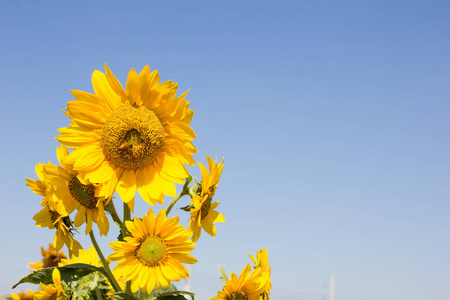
[136,235,167,266]
[200,196,212,220]
[68,177,97,209]
[43,255,63,268]
[100,104,165,170]
[228,291,248,300]
[49,209,60,224]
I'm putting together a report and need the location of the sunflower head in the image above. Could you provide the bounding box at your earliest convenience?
[33,269,65,300]
[44,145,110,236]
[214,264,271,300]
[28,164,82,257]
[189,155,226,242]
[28,244,67,271]
[56,64,197,210]
[58,246,101,268]
[108,208,197,293]
[249,249,272,299]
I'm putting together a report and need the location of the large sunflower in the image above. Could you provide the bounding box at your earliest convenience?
[44,145,110,235]
[56,64,196,210]
[213,264,271,300]
[108,208,197,293]
[189,155,225,242]
[27,164,82,257]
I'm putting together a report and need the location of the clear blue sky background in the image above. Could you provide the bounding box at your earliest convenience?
[1,1,450,299]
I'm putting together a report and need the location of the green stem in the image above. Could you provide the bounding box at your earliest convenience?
[105,200,124,227]
[122,202,132,294]
[166,176,193,216]
[89,231,121,292]
[125,281,132,294]
[123,202,131,222]
[166,190,188,216]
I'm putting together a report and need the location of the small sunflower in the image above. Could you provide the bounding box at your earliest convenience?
[213,264,271,300]
[33,268,65,300]
[28,244,67,270]
[56,64,197,210]
[189,155,225,242]
[249,249,272,299]
[27,164,82,257]
[44,145,110,235]
[58,246,101,267]
[9,290,34,300]
[108,208,197,293]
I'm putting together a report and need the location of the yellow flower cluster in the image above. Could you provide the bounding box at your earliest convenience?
[21,64,270,299]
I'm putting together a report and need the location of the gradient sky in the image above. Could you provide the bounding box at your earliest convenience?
[1,1,450,300]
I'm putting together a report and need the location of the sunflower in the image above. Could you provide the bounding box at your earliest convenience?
[58,246,101,267]
[28,244,67,270]
[56,64,197,210]
[33,268,65,300]
[213,264,271,300]
[108,208,197,293]
[44,145,110,235]
[27,164,82,257]
[189,155,225,242]
[249,249,271,299]
[9,290,34,300]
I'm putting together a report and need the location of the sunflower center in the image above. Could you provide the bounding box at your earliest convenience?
[49,210,60,224]
[200,196,212,220]
[43,255,62,268]
[68,177,97,209]
[228,291,248,300]
[100,104,165,171]
[136,235,167,266]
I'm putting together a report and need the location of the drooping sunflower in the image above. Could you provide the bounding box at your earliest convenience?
[9,290,34,300]
[249,249,272,299]
[189,155,225,242]
[27,164,82,257]
[56,64,197,210]
[28,244,67,270]
[108,208,197,293]
[33,268,65,300]
[44,145,110,235]
[213,264,271,300]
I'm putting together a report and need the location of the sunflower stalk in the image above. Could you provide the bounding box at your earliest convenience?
[166,175,193,216]
[123,202,131,222]
[105,200,124,227]
[89,231,122,293]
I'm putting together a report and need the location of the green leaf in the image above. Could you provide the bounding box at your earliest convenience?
[12,263,110,290]
[157,291,195,300]
[59,263,110,283]
[218,264,229,282]
[157,296,186,300]
[69,271,111,300]
[112,292,139,300]
[179,204,194,212]
[12,267,54,288]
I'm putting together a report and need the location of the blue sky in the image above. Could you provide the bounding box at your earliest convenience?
[1,1,450,299]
